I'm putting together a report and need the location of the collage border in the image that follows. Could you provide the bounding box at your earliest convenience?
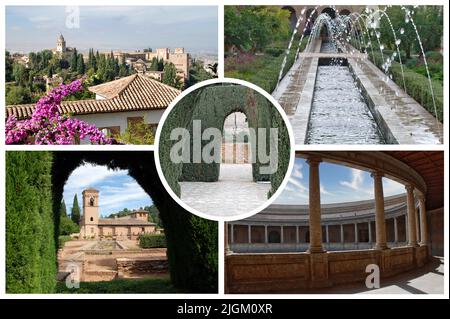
[0,0,448,300]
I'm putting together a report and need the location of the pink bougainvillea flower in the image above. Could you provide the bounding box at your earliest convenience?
[5,80,118,145]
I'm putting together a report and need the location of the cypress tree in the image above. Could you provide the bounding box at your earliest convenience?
[70,48,78,72]
[76,53,85,74]
[71,194,81,225]
[59,199,67,217]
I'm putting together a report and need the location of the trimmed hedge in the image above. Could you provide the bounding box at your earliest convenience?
[6,151,56,293]
[370,52,443,122]
[58,235,72,249]
[159,84,290,197]
[139,234,167,248]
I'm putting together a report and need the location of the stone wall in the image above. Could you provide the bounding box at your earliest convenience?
[225,246,429,293]
[116,257,169,278]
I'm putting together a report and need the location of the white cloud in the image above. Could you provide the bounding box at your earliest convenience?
[339,168,364,190]
[64,163,127,192]
[383,178,406,196]
[320,184,332,195]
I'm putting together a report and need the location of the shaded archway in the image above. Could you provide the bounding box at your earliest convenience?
[282,6,297,30]
[52,151,218,292]
[339,9,351,16]
[322,7,336,19]
[304,9,318,35]
[268,229,281,243]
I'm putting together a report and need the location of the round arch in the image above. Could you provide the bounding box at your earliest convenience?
[52,151,218,292]
[322,7,336,19]
[339,9,351,16]
[281,6,297,29]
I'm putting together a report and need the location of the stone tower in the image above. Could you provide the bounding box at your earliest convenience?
[56,33,66,54]
[81,188,99,238]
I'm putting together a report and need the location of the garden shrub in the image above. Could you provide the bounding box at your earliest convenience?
[139,234,167,248]
[58,235,72,248]
[6,151,56,293]
[225,35,309,94]
[370,52,443,122]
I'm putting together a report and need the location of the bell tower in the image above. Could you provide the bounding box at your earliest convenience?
[81,188,99,237]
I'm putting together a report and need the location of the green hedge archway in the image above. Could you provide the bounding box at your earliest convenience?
[159,84,291,198]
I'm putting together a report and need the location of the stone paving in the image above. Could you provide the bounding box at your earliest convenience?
[179,164,271,218]
[307,257,444,294]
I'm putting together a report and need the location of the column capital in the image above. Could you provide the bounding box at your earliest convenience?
[306,156,322,166]
[416,192,426,202]
[370,170,384,179]
[405,184,415,193]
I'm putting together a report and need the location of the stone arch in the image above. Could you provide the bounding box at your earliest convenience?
[160,84,290,197]
[281,6,297,29]
[322,7,336,19]
[339,9,351,16]
[304,8,318,35]
[52,151,217,292]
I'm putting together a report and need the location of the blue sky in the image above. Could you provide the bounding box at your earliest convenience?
[63,163,152,217]
[275,157,406,205]
[6,6,218,54]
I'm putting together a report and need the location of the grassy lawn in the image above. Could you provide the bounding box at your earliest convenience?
[56,276,180,294]
[225,35,309,94]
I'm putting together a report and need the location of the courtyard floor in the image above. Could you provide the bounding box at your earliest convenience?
[309,256,444,294]
[179,164,271,218]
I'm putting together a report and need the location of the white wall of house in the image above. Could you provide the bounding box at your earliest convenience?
[76,109,165,143]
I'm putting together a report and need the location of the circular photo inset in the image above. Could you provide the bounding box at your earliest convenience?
[155,79,295,221]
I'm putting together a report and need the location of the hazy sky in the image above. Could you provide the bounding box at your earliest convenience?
[6,6,218,54]
[63,163,152,218]
[275,158,406,205]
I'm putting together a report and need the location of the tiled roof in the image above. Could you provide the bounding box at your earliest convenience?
[5,74,181,120]
[98,218,156,226]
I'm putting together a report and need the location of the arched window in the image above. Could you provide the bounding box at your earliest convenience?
[89,196,95,206]
[90,217,93,222]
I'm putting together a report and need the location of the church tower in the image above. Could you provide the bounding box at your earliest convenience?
[56,33,66,54]
[81,188,99,238]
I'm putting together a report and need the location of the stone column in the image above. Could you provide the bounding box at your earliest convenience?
[340,224,344,244]
[230,224,234,244]
[372,171,388,249]
[417,193,429,246]
[307,157,324,253]
[406,185,418,246]
[248,225,251,244]
[296,226,299,244]
[280,226,284,244]
[394,217,398,244]
[325,225,329,244]
[368,221,372,244]
[354,223,358,244]
[264,225,268,244]
[225,222,231,254]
